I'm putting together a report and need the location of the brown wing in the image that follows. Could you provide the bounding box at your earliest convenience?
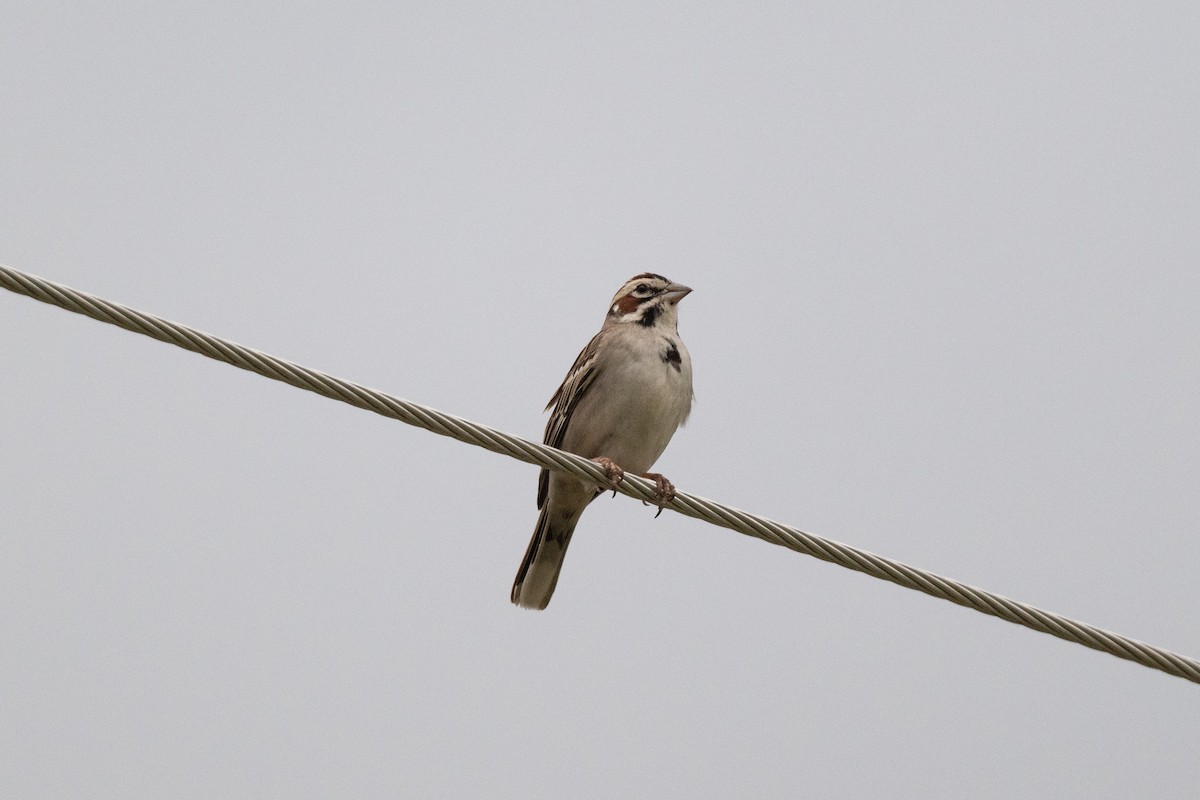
[536,330,605,509]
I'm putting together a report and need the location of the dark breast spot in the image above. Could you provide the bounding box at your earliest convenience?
[662,338,681,371]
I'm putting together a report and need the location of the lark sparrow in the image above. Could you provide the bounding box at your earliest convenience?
[511,273,694,609]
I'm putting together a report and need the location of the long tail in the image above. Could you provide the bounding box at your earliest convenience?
[511,505,578,610]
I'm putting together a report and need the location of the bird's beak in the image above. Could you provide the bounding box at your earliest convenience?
[662,282,692,305]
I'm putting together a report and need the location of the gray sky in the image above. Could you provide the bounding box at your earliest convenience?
[3,3,1199,797]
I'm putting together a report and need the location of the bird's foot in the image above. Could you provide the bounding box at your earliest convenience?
[639,472,676,518]
[591,457,625,496]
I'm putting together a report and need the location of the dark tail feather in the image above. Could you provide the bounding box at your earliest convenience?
[511,506,577,610]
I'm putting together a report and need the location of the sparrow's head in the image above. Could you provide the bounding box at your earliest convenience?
[605,273,692,329]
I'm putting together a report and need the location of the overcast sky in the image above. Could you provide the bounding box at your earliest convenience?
[3,4,1199,798]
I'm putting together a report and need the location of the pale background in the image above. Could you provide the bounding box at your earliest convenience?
[2,4,1198,798]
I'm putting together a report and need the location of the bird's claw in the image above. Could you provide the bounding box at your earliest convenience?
[640,472,676,518]
[591,457,625,496]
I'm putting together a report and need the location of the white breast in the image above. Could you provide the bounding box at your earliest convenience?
[561,325,693,475]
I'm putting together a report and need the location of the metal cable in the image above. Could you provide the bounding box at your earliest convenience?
[3,262,1197,684]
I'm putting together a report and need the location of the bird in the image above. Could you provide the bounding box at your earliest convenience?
[511,273,694,609]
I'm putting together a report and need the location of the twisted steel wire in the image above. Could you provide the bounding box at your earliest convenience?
[3,263,1198,684]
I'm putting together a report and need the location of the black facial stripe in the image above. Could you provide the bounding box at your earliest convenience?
[638,303,662,327]
[628,274,670,299]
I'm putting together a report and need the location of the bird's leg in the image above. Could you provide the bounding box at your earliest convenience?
[639,472,676,518]
[591,456,625,496]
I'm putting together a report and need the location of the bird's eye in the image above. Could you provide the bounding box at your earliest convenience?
[635,283,650,294]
